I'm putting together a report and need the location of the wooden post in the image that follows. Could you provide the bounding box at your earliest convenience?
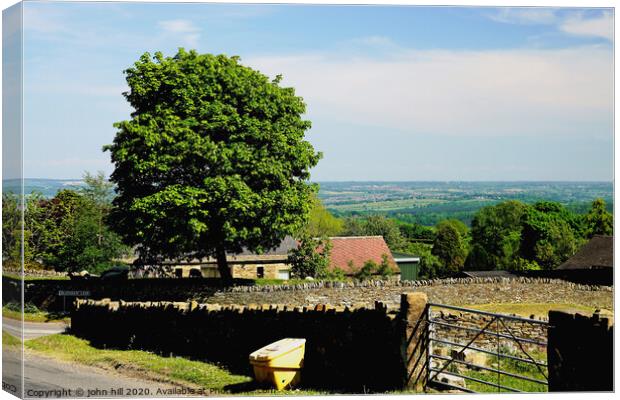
[401,292,428,391]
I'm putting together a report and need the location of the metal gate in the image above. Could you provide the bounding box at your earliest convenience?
[425,303,549,393]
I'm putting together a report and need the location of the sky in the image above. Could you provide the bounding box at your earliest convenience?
[9,2,615,181]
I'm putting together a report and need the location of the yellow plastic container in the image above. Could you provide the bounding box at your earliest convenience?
[249,338,306,390]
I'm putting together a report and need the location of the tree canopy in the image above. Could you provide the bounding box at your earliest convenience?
[342,215,406,250]
[105,50,321,282]
[432,221,467,274]
[303,194,343,238]
[3,173,127,273]
[584,198,613,238]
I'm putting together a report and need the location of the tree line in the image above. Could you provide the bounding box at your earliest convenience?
[301,196,612,279]
[2,172,128,273]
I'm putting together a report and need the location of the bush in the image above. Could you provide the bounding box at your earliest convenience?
[354,254,393,280]
[355,260,377,280]
[5,302,40,314]
[289,235,332,279]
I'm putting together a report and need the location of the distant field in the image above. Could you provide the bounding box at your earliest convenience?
[318,181,613,226]
[5,180,613,227]
[327,198,446,212]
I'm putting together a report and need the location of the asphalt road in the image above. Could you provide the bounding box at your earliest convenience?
[2,318,188,398]
[3,351,180,398]
[3,318,68,340]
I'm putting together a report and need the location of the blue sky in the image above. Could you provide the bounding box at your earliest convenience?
[14,2,614,181]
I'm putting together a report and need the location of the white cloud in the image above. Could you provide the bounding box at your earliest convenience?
[158,19,200,34]
[246,46,612,138]
[488,8,613,42]
[560,12,613,41]
[488,8,558,25]
[158,19,202,47]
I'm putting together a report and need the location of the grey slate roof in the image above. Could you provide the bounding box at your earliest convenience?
[461,270,518,278]
[230,235,298,256]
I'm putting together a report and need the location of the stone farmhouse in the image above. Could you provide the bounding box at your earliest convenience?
[169,236,298,280]
[168,235,402,280]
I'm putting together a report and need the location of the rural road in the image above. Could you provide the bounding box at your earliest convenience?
[3,318,192,398]
[3,350,180,398]
[3,318,68,340]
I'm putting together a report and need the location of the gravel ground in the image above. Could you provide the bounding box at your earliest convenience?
[201,281,613,310]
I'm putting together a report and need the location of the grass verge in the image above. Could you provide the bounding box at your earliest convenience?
[25,334,251,391]
[3,330,21,348]
[3,273,69,281]
[2,305,70,323]
[22,334,337,395]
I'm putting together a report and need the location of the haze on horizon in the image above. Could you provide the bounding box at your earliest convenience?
[5,3,614,181]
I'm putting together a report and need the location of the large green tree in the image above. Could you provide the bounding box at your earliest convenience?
[303,194,343,238]
[342,215,406,250]
[466,200,528,270]
[81,171,115,246]
[519,202,579,270]
[432,221,466,274]
[105,50,321,282]
[584,198,613,238]
[33,186,127,273]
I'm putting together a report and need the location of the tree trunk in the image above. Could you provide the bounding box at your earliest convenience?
[215,245,233,285]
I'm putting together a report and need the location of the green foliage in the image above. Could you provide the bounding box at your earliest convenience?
[519,202,579,270]
[353,254,394,280]
[467,201,528,271]
[467,200,591,271]
[584,198,613,238]
[342,215,406,250]
[2,192,22,267]
[105,50,320,282]
[323,267,346,281]
[397,221,435,242]
[289,236,332,279]
[4,174,129,274]
[377,254,394,278]
[432,221,467,274]
[304,194,343,237]
[402,242,443,279]
[355,260,377,280]
[81,171,115,206]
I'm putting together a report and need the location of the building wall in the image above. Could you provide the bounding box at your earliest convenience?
[172,262,293,280]
[230,263,290,280]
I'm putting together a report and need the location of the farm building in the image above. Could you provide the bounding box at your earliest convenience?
[557,235,613,271]
[326,236,400,278]
[154,235,402,280]
[168,236,298,280]
[459,270,518,279]
[550,234,613,285]
[392,252,421,281]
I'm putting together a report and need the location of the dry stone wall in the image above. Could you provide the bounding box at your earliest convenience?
[71,298,406,392]
[430,311,547,353]
[208,278,613,311]
[6,276,613,314]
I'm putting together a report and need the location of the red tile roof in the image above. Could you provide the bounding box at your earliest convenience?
[326,236,399,275]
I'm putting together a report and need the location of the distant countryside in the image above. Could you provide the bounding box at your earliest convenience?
[7,179,614,225]
[319,181,613,226]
